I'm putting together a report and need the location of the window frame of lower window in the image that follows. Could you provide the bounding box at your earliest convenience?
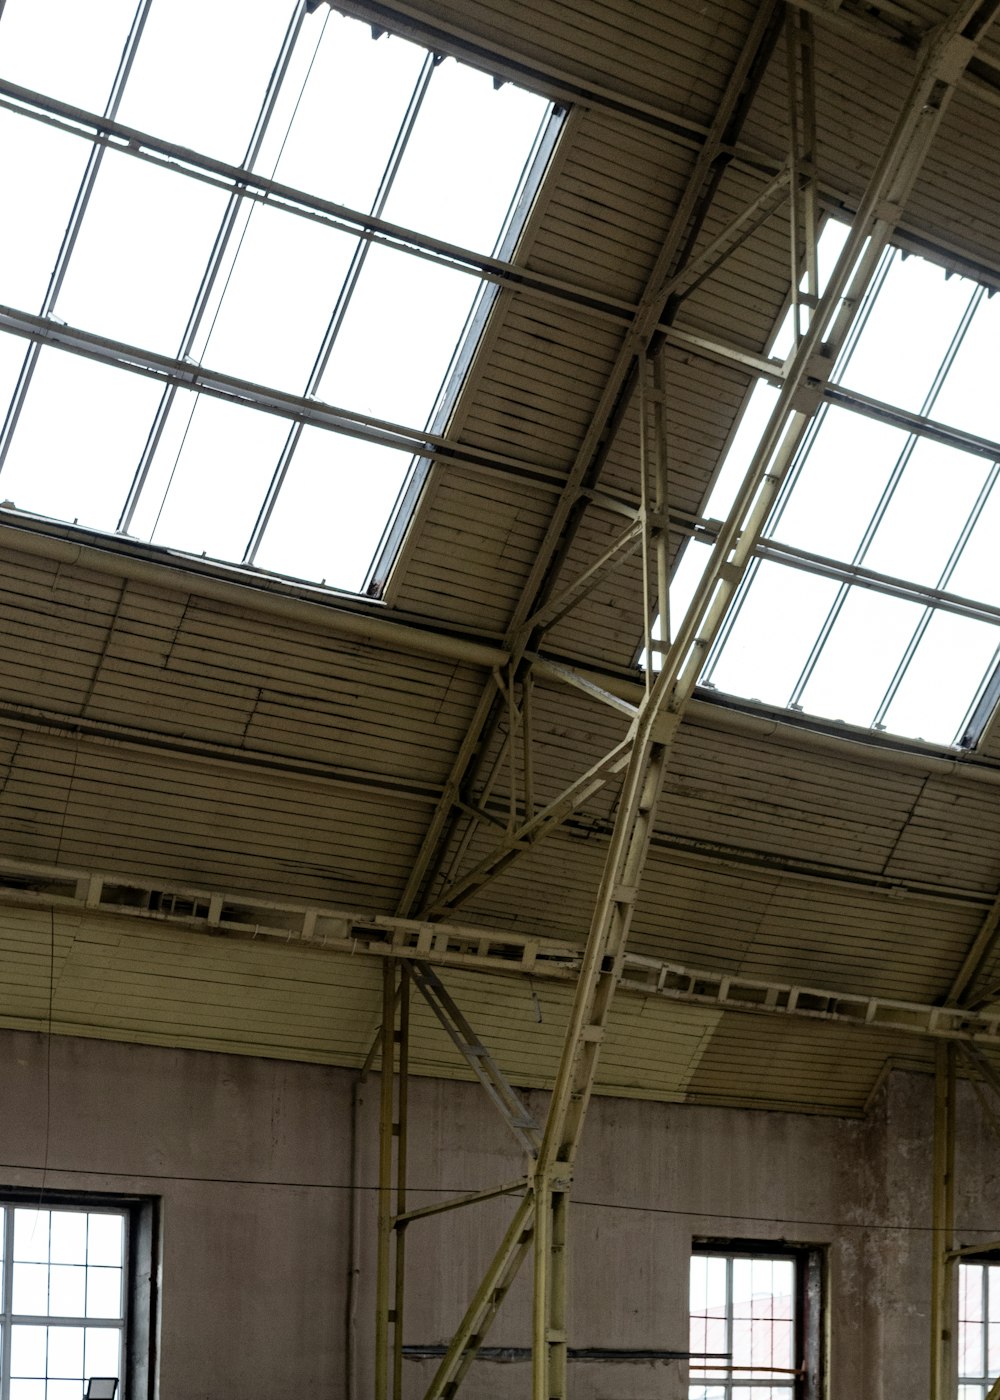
[0,1187,159,1400]
[690,1237,825,1400]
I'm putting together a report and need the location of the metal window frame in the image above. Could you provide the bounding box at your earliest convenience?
[958,1258,1000,1394]
[0,7,563,596]
[698,235,1000,749]
[689,1240,824,1400]
[0,1191,151,1400]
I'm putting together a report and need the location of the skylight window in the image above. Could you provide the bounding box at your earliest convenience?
[670,221,1000,749]
[0,0,559,593]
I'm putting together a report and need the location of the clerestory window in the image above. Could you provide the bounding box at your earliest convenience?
[0,0,560,595]
[667,220,1000,750]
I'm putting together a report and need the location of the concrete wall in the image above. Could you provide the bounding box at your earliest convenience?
[0,1029,996,1399]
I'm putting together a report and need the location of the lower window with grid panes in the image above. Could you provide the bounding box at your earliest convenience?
[959,1259,1000,1397]
[689,1241,823,1400]
[0,1192,156,1400]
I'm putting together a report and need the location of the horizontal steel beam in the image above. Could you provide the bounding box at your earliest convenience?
[3,856,999,1047]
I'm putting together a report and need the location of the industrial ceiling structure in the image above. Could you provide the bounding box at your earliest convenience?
[4,0,1000,1394]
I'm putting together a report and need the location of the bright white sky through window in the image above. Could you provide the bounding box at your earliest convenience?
[667,220,1000,749]
[0,0,556,592]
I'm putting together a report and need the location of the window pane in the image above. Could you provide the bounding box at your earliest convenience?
[86,1267,123,1321]
[933,292,1000,444]
[0,112,92,313]
[55,149,230,353]
[254,431,410,591]
[84,1327,121,1379]
[946,478,1000,608]
[0,349,161,531]
[193,202,358,391]
[862,438,990,587]
[255,14,427,213]
[381,56,549,253]
[116,0,298,164]
[963,1313,987,1383]
[770,407,908,562]
[706,562,841,707]
[49,1266,86,1318]
[49,1383,86,1400]
[838,251,976,412]
[87,1215,124,1269]
[50,1213,87,1266]
[963,1264,986,1321]
[10,1325,47,1376]
[14,1211,50,1264]
[9,1382,45,1400]
[13,1263,49,1315]
[690,1254,728,1313]
[988,1320,1000,1376]
[138,394,288,561]
[667,539,713,650]
[45,1326,84,1378]
[704,382,781,522]
[0,0,137,113]
[881,612,1000,745]
[318,243,479,429]
[798,588,924,727]
[0,334,24,430]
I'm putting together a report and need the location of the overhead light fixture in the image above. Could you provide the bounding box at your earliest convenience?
[84,1381,119,1399]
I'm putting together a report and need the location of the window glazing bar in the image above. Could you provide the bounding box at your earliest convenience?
[871,460,1000,731]
[0,305,568,489]
[118,0,311,533]
[784,276,982,711]
[0,78,635,326]
[663,324,1000,470]
[0,0,153,476]
[754,532,1000,628]
[243,49,438,565]
[363,102,565,595]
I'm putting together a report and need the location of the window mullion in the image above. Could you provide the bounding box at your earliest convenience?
[243,48,439,566]
[789,277,981,720]
[0,0,153,478]
[117,0,311,536]
[871,458,1000,732]
[2,1206,13,1400]
[726,1255,734,1400]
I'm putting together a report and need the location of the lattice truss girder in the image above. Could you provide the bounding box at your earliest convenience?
[359,1,1000,1396]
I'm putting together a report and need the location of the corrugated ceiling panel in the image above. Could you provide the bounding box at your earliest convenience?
[0,906,384,1064]
[0,730,432,910]
[658,722,926,874]
[388,0,757,123]
[684,1015,928,1114]
[884,780,1000,894]
[0,549,487,790]
[0,902,722,1101]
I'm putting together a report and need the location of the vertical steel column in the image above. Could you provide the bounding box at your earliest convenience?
[931,1042,957,1400]
[375,961,396,1400]
[392,967,410,1400]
